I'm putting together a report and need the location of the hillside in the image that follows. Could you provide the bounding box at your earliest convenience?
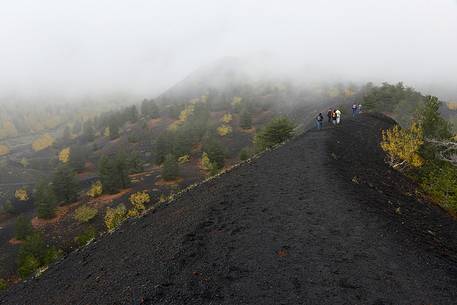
[2,113,457,305]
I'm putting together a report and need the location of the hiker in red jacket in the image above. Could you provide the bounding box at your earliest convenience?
[327,108,333,123]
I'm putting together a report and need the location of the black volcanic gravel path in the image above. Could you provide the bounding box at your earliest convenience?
[2,114,457,305]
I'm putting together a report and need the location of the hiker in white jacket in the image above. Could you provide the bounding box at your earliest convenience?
[335,109,341,124]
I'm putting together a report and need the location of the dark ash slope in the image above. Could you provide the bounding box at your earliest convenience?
[2,114,457,305]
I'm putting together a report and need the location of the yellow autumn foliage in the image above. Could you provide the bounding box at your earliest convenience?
[104,204,127,231]
[179,103,195,122]
[0,120,18,139]
[127,192,150,218]
[221,113,233,124]
[200,152,211,170]
[87,181,103,198]
[217,124,232,136]
[381,122,424,169]
[129,191,150,212]
[0,144,9,156]
[20,158,29,168]
[344,88,354,97]
[32,133,54,152]
[15,188,29,201]
[74,205,98,223]
[58,147,70,163]
[447,102,457,111]
[104,127,110,138]
[328,87,340,98]
[231,96,242,107]
[178,155,190,164]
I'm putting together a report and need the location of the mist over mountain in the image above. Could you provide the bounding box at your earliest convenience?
[0,0,456,101]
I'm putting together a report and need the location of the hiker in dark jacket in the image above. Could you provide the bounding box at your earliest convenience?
[327,108,333,123]
[331,110,337,125]
[316,113,324,129]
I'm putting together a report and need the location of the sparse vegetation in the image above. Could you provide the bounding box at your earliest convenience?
[379,93,457,212]
[217,124,232,136]
[128,191,150,217]
[74,205,98,223]
[221,113,233,124]
[178,155,190,164]
[87,181,103,198]
[58,147,71,163]
[0,278,6,291]
[104,204,127,231]
[17,233,61,278]
[32,133,55,152]
[240,147,253,161]
[74,226,97,246]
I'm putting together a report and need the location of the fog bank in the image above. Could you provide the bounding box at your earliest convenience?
[0,0,456,100]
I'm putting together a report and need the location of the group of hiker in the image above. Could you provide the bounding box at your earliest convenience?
[315,104,362,129]
[315,108,340,129]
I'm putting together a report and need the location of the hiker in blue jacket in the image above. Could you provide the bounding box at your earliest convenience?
[352,104,358,117]
[316,113,324,129]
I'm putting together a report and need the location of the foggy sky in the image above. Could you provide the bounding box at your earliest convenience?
[1,0,456,100]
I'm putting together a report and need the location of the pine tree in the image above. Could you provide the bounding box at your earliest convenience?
[15,215,34,240]
[108,119,120,140]
[34,181,57,219]
[254,117,295,151]
[240,109,252,129]
[115,153,130,189]
[72,120,82,135]
[82,120,95,142]
[52,165,79,204]
[141,99,160,118]
[204,140,225,169]
[99,156,117,194]
[417,95,453,140]
[62,126,72,144]
[162,154,179,181]
[68,144,88,172]
[98,153,130,194]
[155,131,174,164]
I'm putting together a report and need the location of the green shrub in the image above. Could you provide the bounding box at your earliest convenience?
[2,200,15,214]
[18,255,40,278]
[162,154,179,181]
[240,147,253,161]
[74,205,98,223]
[17,233,61,278]
[204,140,225,170]
[419,161,457,211]
[15,215,34,240]
[0,278,7,291]
[74,226,97,246]
[254,117,295,151]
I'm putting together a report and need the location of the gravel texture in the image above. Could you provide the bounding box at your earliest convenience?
[2,113,457,305]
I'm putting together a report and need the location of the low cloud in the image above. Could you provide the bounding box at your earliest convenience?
[0,0,456,100]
